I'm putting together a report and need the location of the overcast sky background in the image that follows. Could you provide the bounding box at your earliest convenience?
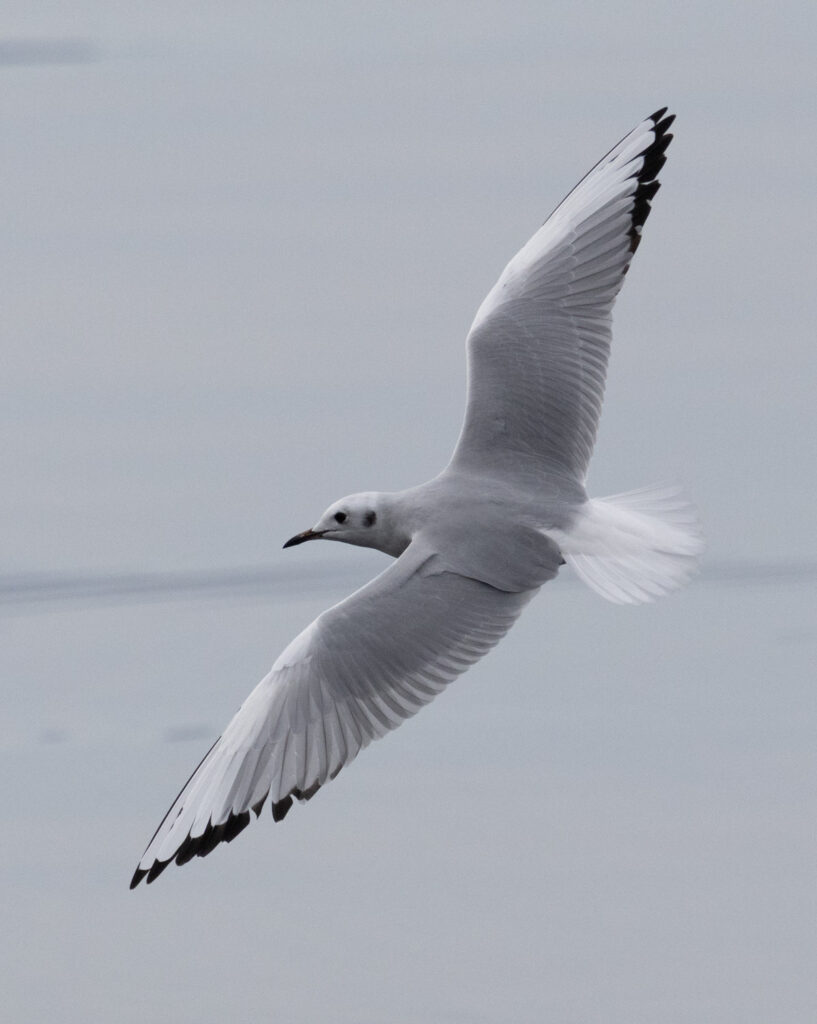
[2,3,816,1022]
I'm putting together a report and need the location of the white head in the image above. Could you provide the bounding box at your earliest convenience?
[284,492,406,556]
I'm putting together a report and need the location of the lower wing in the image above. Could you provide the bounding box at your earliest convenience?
[131,541,539,887]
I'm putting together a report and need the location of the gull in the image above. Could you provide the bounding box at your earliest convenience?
[131,108,701,888]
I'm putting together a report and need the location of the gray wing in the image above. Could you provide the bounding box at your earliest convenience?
[450,109,674,484]
[131,541,542,887]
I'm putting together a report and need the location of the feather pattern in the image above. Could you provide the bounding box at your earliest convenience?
[131,541,542,886]
[451,109,674,482]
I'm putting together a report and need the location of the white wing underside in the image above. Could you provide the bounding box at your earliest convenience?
[132,541,542,885]
[451,109,674,483]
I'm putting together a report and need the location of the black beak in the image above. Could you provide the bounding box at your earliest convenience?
[283,528,324,549]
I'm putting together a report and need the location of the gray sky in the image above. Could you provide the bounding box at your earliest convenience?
[2,3,816,1022]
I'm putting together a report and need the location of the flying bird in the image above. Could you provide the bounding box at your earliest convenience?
[131,108,701,888]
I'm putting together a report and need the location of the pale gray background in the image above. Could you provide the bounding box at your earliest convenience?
[2,2,815,1022]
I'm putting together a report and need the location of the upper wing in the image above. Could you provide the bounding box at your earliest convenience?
[450,109,674,484]
[131,541,540,887]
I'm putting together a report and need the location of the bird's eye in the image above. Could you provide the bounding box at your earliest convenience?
[333,511,347,524]
[363,511,376,527]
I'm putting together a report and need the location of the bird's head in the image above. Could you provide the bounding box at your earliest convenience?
[283,492,386,552]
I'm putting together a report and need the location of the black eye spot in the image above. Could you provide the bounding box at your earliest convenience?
[363,511,376,527]
[333,511,347,524]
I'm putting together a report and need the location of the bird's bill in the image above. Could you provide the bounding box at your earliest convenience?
[283,528,324,549]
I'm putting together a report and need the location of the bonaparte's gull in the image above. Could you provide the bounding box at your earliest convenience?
[131,108,701,888]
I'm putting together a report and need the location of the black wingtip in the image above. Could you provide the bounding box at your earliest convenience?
[271,795,293,822]
[628,109,675,255]
[643,109,675,181]
[251,791,268,818]
[130,866,148,890]
[131,806,256,887]
[658,114,676,135]
[291,780,321,802]
[224,810,251,843]
[176,809,254,863]
[146,857,172,884]
[130,781,327,888]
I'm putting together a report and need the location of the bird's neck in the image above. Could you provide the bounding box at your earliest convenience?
[368,491,413,558]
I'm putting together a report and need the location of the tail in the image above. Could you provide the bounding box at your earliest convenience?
[560,486,703,605]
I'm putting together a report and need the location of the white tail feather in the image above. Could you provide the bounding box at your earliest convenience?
[557,486,703,605]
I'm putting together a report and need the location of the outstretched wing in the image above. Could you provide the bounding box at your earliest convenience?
[450,108,674,484]
[131,541,543,887]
